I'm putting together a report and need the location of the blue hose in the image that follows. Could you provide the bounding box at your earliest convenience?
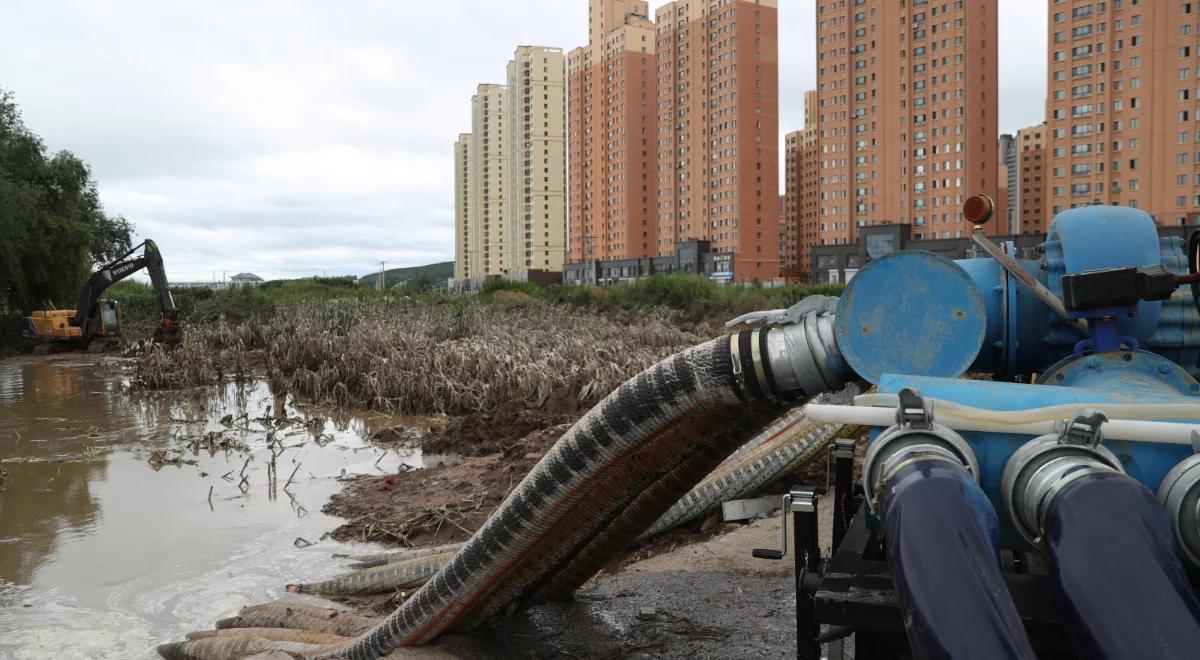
[880,454,1036,660]
[1044,472,1200,660]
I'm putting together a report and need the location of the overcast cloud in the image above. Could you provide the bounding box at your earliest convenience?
[0,1,1047,281]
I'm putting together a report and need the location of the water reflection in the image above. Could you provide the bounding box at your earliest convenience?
[0,354,424,659]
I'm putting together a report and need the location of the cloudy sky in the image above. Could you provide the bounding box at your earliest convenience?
[0,1,1047,281]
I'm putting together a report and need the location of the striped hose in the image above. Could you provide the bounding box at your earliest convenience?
[286,414,843,602]
[161,320,853,659]
[334,543,463,570]
[286,552,457,597]
[316,334,797,657]
[638,411,842,540]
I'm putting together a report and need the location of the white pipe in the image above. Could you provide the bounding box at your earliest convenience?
[805,403,1200,446]
[855,393,1200,425]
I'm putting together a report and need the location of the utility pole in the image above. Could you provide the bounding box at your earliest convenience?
[378,261,387,291]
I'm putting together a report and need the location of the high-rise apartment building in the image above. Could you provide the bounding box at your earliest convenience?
[454,49,568,284]
[507,46,568,275]
[454,133,475,280]
[783,133,801,273]
[815,0,999,245]
[471,84,509,277]
[568,0,658,265]
[652,0,781,281]
[1046,0,1200,226]
[1016,122,1048,233]
[999,133,1017,233]
[784,90,822,280]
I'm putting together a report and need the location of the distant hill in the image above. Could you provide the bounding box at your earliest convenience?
[357,262,454,289]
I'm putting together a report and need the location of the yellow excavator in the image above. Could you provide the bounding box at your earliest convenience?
[22,239,182,347]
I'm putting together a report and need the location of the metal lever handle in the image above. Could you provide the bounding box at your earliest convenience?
[751,494,791,561]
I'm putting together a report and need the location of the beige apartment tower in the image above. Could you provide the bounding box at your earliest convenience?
[455,49,568,283]
[568,0,658,265]
[1046,1,1200,226]
[508,46,568,275]
[653,0,781,281]
[470,84,508,278]
[454,133,475,281]
[815,0,1000,245]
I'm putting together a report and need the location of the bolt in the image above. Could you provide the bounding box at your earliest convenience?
[1159,364,1173,375]
[1086,357,1100,369]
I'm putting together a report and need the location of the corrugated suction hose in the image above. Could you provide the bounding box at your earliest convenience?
[308,322,850,659]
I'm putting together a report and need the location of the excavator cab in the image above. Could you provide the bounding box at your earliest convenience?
[97,300,122,337]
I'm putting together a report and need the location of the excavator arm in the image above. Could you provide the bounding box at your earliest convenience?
[71,239,179,339]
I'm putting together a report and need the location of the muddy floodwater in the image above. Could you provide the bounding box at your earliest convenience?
[0,355,429,659]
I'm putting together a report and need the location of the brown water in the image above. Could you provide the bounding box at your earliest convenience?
[0,355,429,659]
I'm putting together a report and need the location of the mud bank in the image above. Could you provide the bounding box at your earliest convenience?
[430,518,805,659]
[308,509,828,659]
[325,416,572,547]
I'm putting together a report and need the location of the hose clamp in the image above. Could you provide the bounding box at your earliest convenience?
[1002,410,1124,546]
[1158,447,1200,571]
[862,388,980,515]
[729,332,747,398]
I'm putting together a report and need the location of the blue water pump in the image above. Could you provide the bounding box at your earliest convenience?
[766,198,1200,660]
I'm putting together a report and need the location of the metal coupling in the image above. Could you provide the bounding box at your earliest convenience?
[862,388,980,515]
[1001,410,1125,546]
[1158,443,1200,571]
[727,295,854,400]
[766,311,853,398]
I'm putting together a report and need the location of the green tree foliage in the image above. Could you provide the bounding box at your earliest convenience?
[0,88,133,312]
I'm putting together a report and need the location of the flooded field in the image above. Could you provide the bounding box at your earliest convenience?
[0,354,430,659]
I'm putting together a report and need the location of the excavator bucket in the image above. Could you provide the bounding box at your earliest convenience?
[153,320,184,348]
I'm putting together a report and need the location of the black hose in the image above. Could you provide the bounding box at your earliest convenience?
[316,332,787,658]
[530,407,776,603]
[1044,472,1200,660]
[881,454,1036,660]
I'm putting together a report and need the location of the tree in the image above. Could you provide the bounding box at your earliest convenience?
[90,213,134,265]
[0,88,133,312]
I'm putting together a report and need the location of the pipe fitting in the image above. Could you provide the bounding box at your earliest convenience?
[1158,453,1200,571]
[863,389,980,515]
[764,312,853,398]
[1001,411,1125,546]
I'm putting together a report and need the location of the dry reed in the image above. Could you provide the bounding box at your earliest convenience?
[135,299,711,415]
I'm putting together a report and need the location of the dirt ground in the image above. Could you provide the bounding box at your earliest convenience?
[324,417,572,547]
[318,408,851,658]
[320,504,838,660]
[326,405,844,552]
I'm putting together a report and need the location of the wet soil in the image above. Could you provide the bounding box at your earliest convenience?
[321,508,830,659]
[325,421,572,547]
[418,408,577,457]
